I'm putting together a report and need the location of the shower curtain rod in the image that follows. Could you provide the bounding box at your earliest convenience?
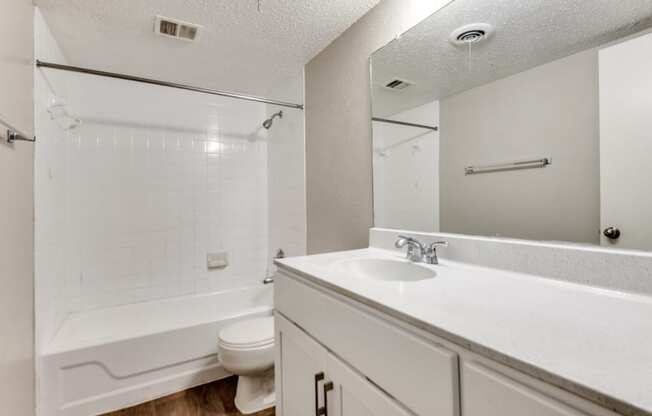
[372,117,438,131]
[36,60,304,110]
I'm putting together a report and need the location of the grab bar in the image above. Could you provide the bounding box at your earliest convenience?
[465,157,550,175]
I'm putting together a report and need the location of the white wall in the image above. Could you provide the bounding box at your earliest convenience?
[440,49,600,244]
[0,0,35,414]
[373,101,439,231]
[305,0,453,254]
[267,72,307,271]
[35,14,270,348]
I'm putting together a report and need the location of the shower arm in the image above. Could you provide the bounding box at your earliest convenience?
[262,111,283,129]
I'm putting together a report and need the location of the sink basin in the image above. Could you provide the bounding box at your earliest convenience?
[333,258,436,282]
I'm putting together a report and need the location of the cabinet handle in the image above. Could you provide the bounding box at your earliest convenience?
[322,381,334,416]
[315,372,324,416]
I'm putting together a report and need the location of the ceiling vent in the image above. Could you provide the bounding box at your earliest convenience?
[155,16,202,42]
[449,23,494,47]
[384,78,414,91]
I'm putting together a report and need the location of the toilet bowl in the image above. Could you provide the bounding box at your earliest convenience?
[218,316,275,414]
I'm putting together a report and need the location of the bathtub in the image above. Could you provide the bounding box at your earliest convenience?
[39,286,273,416]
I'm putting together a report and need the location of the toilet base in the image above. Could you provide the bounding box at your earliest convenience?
[234,369,275,414]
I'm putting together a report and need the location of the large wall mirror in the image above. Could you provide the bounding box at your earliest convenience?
[371,0,652,251]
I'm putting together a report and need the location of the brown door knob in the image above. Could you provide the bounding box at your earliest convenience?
[603,227,621,240]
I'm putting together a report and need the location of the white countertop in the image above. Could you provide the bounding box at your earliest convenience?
[276,247,652,416]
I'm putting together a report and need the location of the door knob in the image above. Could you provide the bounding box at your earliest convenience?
[603,227,621,240]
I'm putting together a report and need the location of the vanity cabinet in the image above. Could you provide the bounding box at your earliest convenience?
[326,347,415,416]
[275,271,460,416]
[276,313,413,416]
[275,313,327,416]
[461,361,591,416]
[274,271,622,416]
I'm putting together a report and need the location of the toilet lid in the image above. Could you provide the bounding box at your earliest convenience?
[219,316,274,348]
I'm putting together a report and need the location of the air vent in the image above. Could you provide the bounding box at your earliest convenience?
[449,23,494,47]
[456,29,486,44]
[155,16,202,42]
[384,78,414,90]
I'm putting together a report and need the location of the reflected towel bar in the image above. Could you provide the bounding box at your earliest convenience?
[1,113,35,144]
[465,158,551,175]
[372,117,438,131]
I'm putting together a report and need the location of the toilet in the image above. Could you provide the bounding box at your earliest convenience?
[218,316,275,414]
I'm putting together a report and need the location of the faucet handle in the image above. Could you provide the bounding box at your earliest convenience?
[395,235,416,248]
[424,240,448,265]
[395,235,426,262]
[428,240,448,249]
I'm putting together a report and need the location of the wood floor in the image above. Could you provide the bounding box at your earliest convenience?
[101,377,275,416]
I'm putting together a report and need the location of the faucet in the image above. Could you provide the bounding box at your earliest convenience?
[394,235,425,262]
[395,235,448,265]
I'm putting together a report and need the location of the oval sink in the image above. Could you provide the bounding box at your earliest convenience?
[333,258,436,282]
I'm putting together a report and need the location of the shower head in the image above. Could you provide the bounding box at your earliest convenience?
[262,110,283,130]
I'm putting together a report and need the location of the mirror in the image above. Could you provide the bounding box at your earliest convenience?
[371,0,652,251]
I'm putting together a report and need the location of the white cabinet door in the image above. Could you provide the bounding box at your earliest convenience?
[277,312,414,416]
[275,312,328,416]
[462,361,588,416]
[326,352,413,416]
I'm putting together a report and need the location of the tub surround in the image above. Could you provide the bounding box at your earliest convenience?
[274,230,652,416]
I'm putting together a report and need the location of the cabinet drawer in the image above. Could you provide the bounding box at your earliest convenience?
[275,272,460,416]
[462,361,589,416]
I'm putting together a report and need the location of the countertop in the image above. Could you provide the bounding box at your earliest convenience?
[275,248,652,416]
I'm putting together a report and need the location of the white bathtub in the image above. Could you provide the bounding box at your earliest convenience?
[39,286,273,416]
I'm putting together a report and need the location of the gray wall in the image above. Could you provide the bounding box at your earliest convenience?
[440,50,600,244]
[305,0,452,254]
[0,0,35,415]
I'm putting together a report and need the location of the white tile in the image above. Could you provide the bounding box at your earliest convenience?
[35,72,272,323]
[34,45,309,363]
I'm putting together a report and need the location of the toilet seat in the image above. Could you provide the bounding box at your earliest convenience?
[218,317,274,350]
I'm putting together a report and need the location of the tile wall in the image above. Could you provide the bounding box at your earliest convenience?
[60,121,269,311]
[372,101,439,232]
[35,12,277,348]
[266,75,307,272]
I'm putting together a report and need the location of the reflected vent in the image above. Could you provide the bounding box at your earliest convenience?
[384,78,413,90]
[155,16,202,41]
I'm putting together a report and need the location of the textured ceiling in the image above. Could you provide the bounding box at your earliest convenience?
[35,0,380,101]
[372,0,652,116]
